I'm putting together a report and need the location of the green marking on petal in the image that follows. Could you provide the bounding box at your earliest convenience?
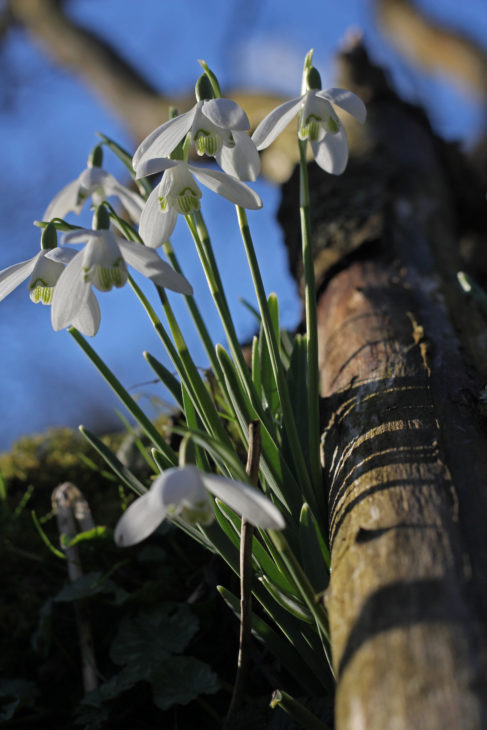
[194,129,220,157]
[29,281,54,304]
[87,257,127,292]
[175,187,201,214]
[181,501,214,526]
[326,116,339,134]
[299,114,322,141]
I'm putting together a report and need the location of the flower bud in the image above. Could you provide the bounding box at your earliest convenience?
[92,204,110,230]
[41,221,58,250]
[88,144,103,168]
[306,66,322,91]
[195,74,214,102]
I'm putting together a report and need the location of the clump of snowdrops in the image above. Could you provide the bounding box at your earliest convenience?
[0,51,365,726]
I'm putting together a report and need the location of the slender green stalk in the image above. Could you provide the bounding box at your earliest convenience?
[270,689,331,730]
[185,211,273,431]
[162,239,225,383]
[269,529,332,671]
[235,206,318,513]
[298,139,322,495]
[68,327,177,465]
[127,276,229,446]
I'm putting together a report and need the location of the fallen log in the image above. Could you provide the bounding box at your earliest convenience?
[279,41,487,730]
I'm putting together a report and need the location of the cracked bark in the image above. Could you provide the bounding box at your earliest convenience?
[279,41,487,730]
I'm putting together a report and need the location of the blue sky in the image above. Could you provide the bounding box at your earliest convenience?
[0,0,486,451]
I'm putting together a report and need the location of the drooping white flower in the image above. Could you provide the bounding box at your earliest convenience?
[51,228,193,335]
[252,87,366,175]
[0,247,100,336]
[114,465,286,547]
[133,98,260,181]
[44,165,144,223]
[136,158,262,248]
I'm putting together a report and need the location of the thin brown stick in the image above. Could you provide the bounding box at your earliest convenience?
[52,482,98,693]
[225,420,261,722]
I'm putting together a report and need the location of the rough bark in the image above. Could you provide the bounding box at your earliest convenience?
[280,42,487,730]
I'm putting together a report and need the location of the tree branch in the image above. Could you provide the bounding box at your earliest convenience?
[7,0,296,180]
[376,0,487,98]
[280,40,487,729]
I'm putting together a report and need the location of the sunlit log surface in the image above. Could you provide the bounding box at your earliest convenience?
[280,41,487,730]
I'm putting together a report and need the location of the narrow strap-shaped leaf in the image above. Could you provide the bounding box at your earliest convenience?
[217,586,323,696]
[180,386,211,472]
[215,499,295,594]
[203,522,331,690]
[260,574,314,624]
[216,345,300,514]
[97,132,152,197]
[287,333,310,463]
[115,410,158,473]
[69,327,177,467]
[79,426,147,495]
[143,352,183,410]
[299,503,330,593]
[258,321,280,416]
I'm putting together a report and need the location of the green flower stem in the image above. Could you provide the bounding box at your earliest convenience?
[155,285,231,445]
[185,212,265,419]
[270,690,331,730]
[127,276,229,446]
[298,138,323,499]
[162,240,224,384]
[68,327,177,466]
[236,205,317,512]
[269,529,332,666]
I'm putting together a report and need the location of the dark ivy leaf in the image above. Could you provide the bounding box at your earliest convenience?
[150,655,220,711]
[0,679,39,722]
[110,603,199,673]
[80,665,142,709]
[53,571,121,603]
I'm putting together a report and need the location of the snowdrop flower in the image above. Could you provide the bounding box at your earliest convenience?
[51,226,192,334]
[44,161,144,224]
[252,66,366,175]
[133,78,260,181]
[136,158,262,248]
[114,465,286,547]
[0,247,102,336]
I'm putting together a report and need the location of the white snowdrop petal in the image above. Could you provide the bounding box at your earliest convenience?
[44,247,78,265]
[139,186,177,248]
[43,179,83,220]
[158,467,205,508]
[251,96,303,150]
[96,172,144,223]
[71,290,101,336]
[133,110,195,170]
[114,491,167,547]
[62,229,95,245]
[311,125,349,175]
[216,131,261,181]
[191,166,262,209]
[318,88,367,124]
[51,252,90,330]
[202,474,286,530]
[0,257,37,301]
[202,98,249,131]
[135,157,179,180]
[116,239,192,295]
[78,166,106,188]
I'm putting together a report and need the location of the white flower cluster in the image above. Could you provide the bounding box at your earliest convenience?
[0,56,366,542]
[0,58,365,339]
